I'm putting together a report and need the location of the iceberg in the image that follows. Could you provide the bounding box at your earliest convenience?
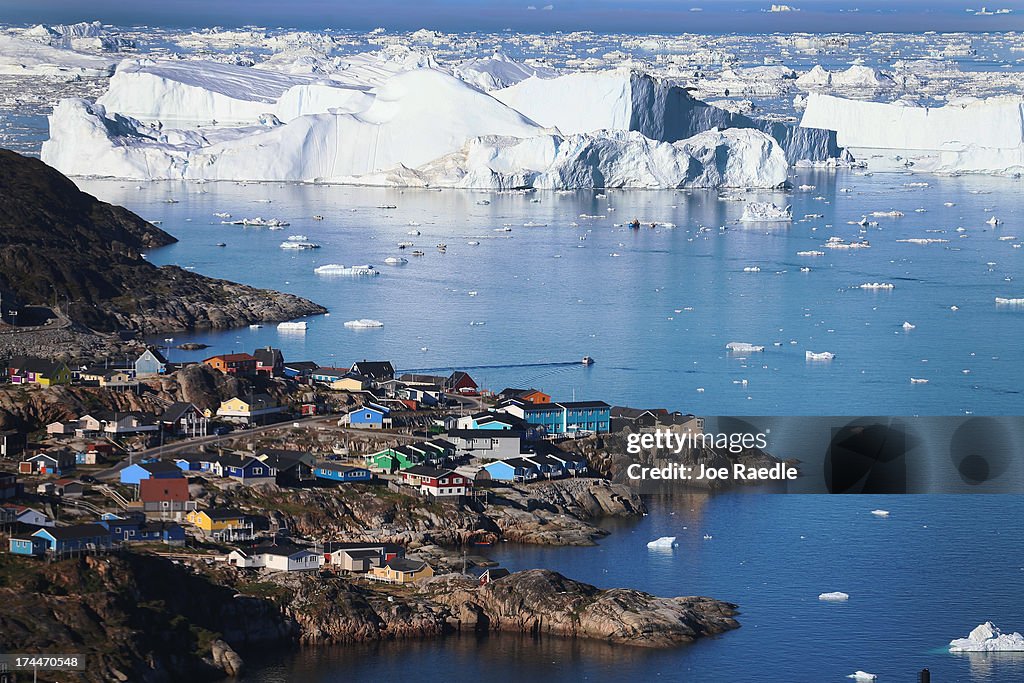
[493,68,842,164]
[801,93,1024,175]
[818,592,850,601]
[314,264,379,276]
[726,342,765,353]
[806,351,835,361]
[0,35,117,77]
[740,202,793,222]
[950,622,1024,652]
[846,672,877,681]
[647,536,677,549]
[796,65,895,90]
[344,319,384,328]
[871,509,890,517]
[452,51,556,91]
[859,282,895,290]
[277,321,307,331]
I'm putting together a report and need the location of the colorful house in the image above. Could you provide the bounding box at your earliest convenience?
[366,447,417,472]
[215,394,286,424]
[445,371,478,394]
[323,541,404,572]
[186,508,252,540]
[283,361,319,381]
[349,360,395,383]
[134,348,168,376]
[9,535,45,556]
[211,454,275,484]
[100,513,186,544]
[310,366,350,384]
[32,524,113,556]
[329,373,370,392]
[20,450,76,476]
[7,356,72,386]
[499,400,611,435]
[161,402,208,437]
[120,460,184,485]
[368,558,434,584]
[253,346,285,376]
[339,403,391,429]
[401,466,472,497]
[314,462,372,483]
[482,457,540,482]
[228,543,324,572]
[138,477,196,518]
[203,353,257,376]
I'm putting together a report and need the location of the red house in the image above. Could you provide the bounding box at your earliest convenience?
[202,353,257,376]
[445,371,478,395]
[139,477,195,518]
[401,466,471,497]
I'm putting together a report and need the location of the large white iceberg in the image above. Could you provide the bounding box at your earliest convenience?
[801,93,1024,174]
[796,65,895,90]
[452,51,556,91]
[647,536,677,549]
[493,68,842,164]
[950,622,1024,652]
[0,35,117,76]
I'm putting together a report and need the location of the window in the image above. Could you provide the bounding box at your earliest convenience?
[253,467,263,475]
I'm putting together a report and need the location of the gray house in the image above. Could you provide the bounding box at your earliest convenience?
[134,348,168,377]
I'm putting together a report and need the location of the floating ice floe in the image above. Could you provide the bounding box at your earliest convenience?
[902,321,916,330]
[383,257,408,265]
[277,321,307,331]
[740,202,793,222]
[806,351,835,361]
[280,241,320,249]
[910,378,929,384]
[819,592,850,601]
[859,282,895,290]
[797,250,825,256]
[897,238,948,245]
[871,509,890,517]
[726,342,765,353]
[995,297,1024,305]
[314,264,379,276]
[824,236,870,249]
[847,672,877,681]
[949,622,1024,652]
[743,266,761,272]
[344,319,384,328]
[987,216,1002,226]
[646,536,678,549]
[223,217,290,227]
[870,210,904,218]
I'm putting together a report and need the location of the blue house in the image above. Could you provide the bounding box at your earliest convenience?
[100,514,185,544]
[32,524,113,555]
[283,361,319,381]
[482,457,540,482]
[314,463,372,483]
[505,401,611,435]
[120,460,184,485]
[9,536,45,556]
[342,403,392,429]
[310,366,350,384]
[134,348,168,377]
[173,454,205,472]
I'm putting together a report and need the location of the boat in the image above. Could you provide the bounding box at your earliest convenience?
[215,242,226,247]
[397,241,414,248]
[277,321,307,331]
[411,250,425,256]
[313,215,325,221]
[581,356,595,366]
[437,243,447,252]
[467,240,480,246]
[378,204,397,209]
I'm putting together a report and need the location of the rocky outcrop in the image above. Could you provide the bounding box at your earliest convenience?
[0,148,325,334]
[425,570,739,646]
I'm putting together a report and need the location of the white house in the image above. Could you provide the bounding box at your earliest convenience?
[227,543,324,572]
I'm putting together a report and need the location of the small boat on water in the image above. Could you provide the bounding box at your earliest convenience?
[437,243,447,252]
[397,241,414,248]
[378,204,397,209]
[581,356,595,366]
[411,250,425,256]
[215,242,227,247]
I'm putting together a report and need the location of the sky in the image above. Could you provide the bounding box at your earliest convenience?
[1,0,1023,33]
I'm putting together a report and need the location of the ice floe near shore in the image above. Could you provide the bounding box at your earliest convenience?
[344,319,384,328]
[950,622,1024,652]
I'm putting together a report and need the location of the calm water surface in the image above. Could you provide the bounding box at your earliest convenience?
[76,170,1024,416]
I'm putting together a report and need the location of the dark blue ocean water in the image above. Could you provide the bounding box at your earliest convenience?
[76,170,1024,417]
[241,494,1024,683]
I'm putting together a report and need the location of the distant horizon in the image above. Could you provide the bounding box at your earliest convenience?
[1,0,1022,34]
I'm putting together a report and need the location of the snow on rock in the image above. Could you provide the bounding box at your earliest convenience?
[0,35,118,76]
[801,93,1024,175]
[949,622,1024,652]
[493,68,841,164]
[452,51,556,91]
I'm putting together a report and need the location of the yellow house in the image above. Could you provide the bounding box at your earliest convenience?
[369,558,434,583]
[215,394,286,424]
[329,376,368,392]
[186,508,246,532]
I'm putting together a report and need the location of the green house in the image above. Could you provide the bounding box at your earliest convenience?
[366,447,417,473]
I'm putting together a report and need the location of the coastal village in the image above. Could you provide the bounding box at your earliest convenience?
[0,343,708,581]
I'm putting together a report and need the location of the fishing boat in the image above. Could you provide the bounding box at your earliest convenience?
[411,250,425,256]
[581,356,595,365]
[215,242,226,247]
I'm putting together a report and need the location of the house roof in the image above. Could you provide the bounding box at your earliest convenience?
[202,507,245,521]
[256,448,313,468]
[350,360,394,378]
[403,465,453,478]
[140,477,190,502]
[161,402,198,423]
[398,373,447,384]
[284,361,319,372]
[138,347,168,364]
[312,366,349,376]
[317,462,367,474]
[8,355,66,376]
[204,353,256,363]
[323,541,403,554]
[382,557,428,572]
[492,457,538,469]
[137,460,183,475]
[252,346,284,366]
[35,523,110,540]
[252,542,314,557]
[447,429,523,440]
[447,371,477,386]
[339,549,382,559]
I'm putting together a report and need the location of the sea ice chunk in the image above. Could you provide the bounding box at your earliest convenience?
[740,202,792,222]
[949,622,1024,652]
[647,536,678,549]
[819,592,850,601]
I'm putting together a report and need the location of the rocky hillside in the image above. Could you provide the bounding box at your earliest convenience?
[0,149,325,333]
